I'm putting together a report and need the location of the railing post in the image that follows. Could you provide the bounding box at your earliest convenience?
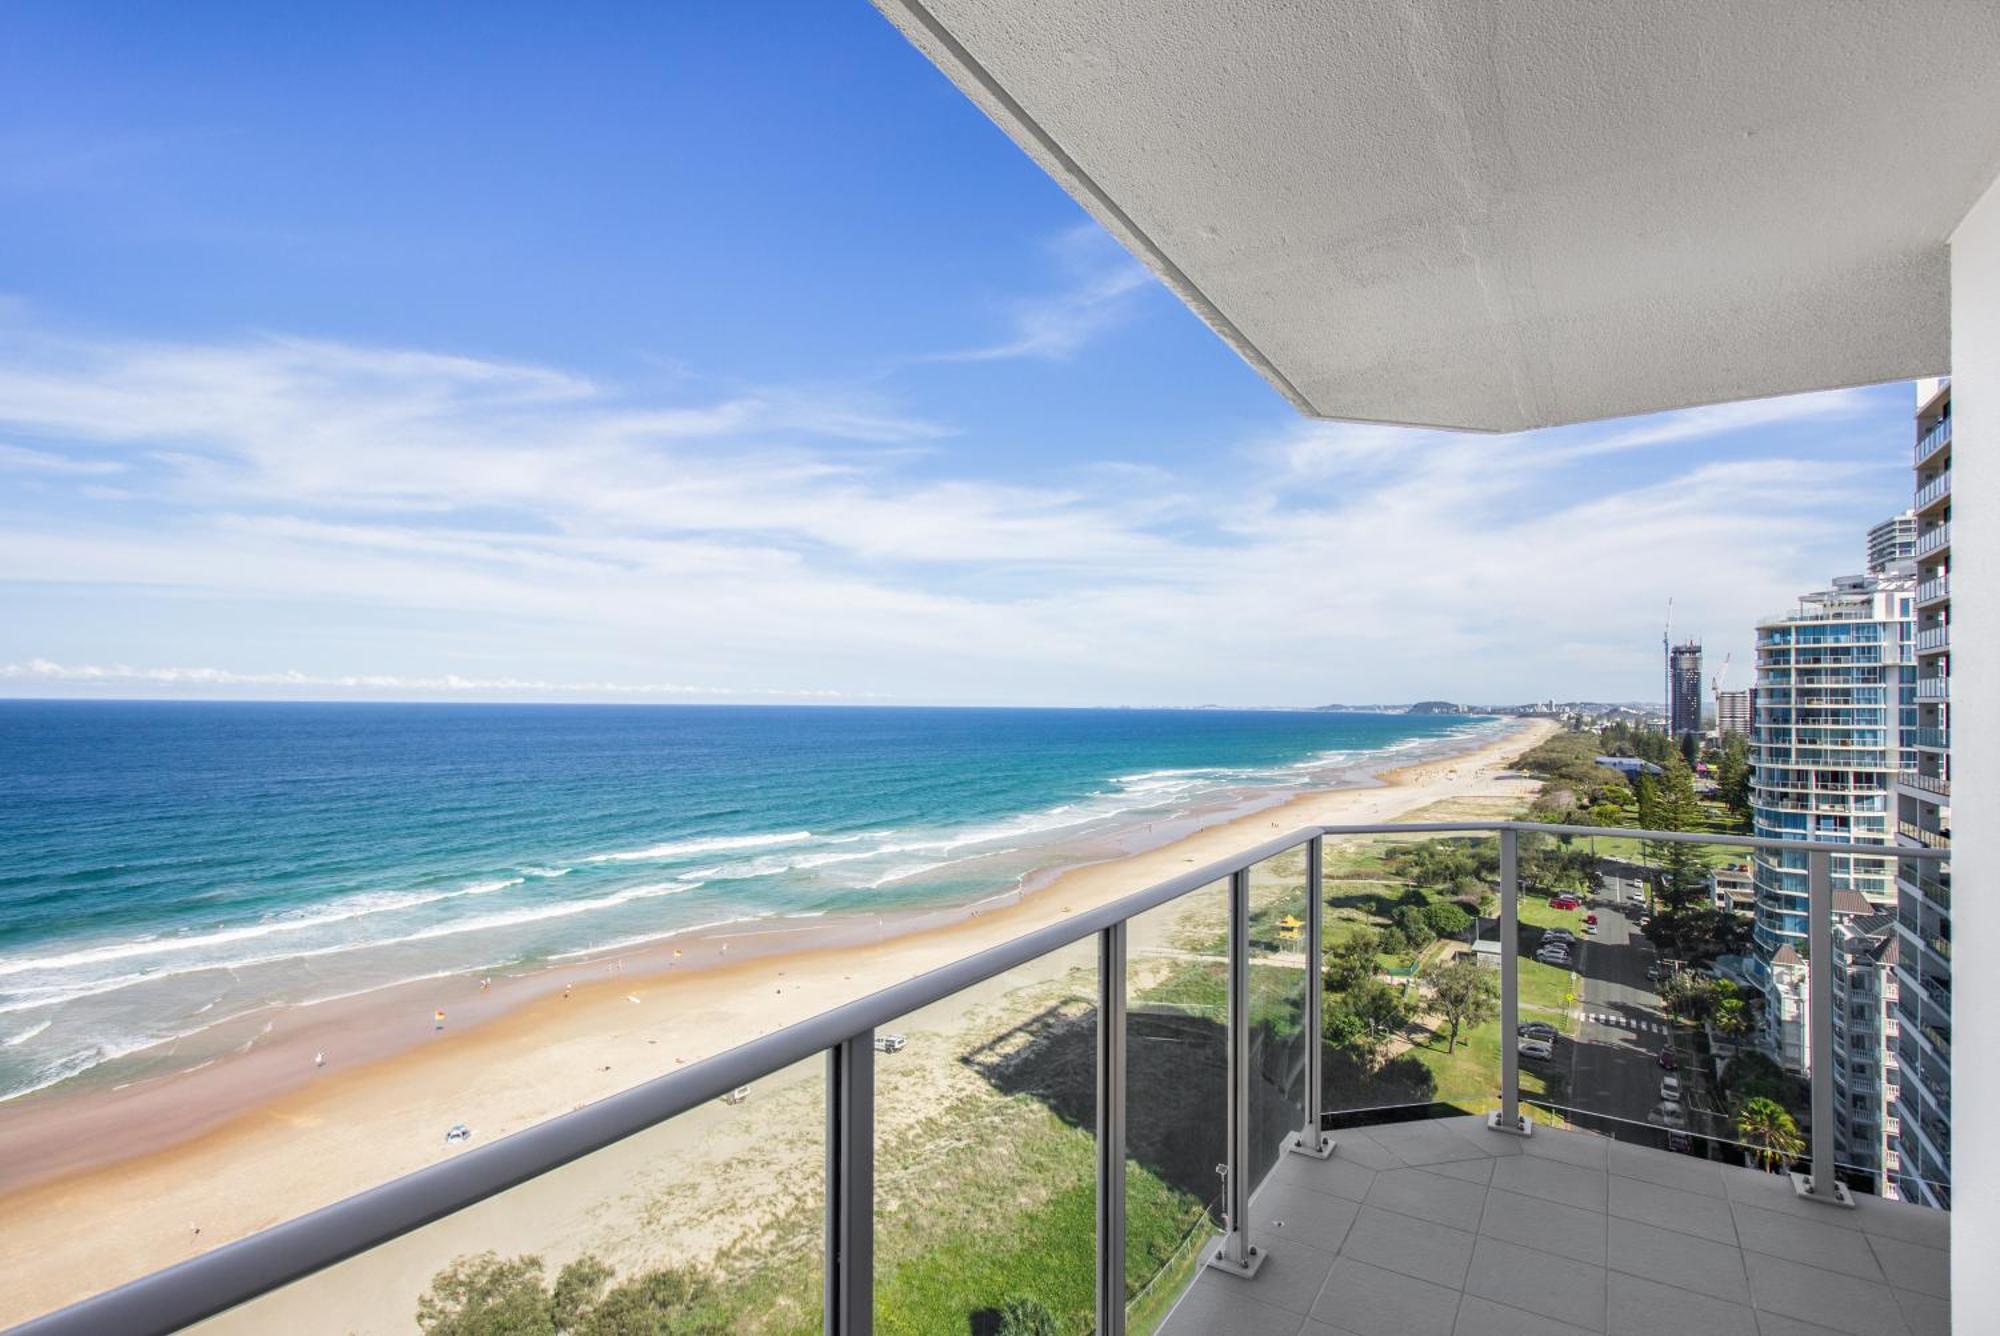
[1489,829,1530,1135]
[1096,923,1128,1336]
[826,1034,875,1333]
[1208,865,1265,1277]
[1796,849,1852,1205]
[1292,835,1335,1158]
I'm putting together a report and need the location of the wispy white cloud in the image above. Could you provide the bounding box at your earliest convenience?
[0,314,1905,705]
[920,224,1154,363]
[0,659,868,700]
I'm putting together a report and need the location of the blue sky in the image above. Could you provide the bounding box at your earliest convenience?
[0,3,1924,706]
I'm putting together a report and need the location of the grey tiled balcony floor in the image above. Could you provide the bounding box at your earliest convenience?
[1157,1116,1949,1336]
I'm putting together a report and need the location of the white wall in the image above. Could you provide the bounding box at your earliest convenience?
[1950,168,2000,1327]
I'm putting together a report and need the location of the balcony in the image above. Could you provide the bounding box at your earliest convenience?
[1916,468,1952,511]
[1157,1117,1951,1336]
[1911,726,1951,751]
[1916,677,1950,702]
[1915,522,1952,559]
[1916,414,1953,466]
[13,818,1954,1336]
[1898,819,1951,849]
[1916,625,1951,654]
[1918,574,1950,606]
[1905,769,1952,801]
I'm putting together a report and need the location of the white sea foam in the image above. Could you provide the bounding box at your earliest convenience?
[4,1020,50,1047]
[0,876,525,981]
[581,831,813,864]
[546,913,772,961]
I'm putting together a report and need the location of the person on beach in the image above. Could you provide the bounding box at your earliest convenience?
[434,1009,445,1031]
[314,1051,324,1068]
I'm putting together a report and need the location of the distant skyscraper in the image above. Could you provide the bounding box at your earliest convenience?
[1749,567,1914,1075]
[1668,641,1703,737]
[1716,689,1753,738]
[1868,510,1918,574]
[1893,376,1952,1210]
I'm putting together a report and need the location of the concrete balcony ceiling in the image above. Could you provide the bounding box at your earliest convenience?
[876,0,2000,429]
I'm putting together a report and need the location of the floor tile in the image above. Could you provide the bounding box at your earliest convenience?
[1730,1202,1881,1279]
[1338,1204,1476,1288]
[1158,1273,1309,1336]
[1271,1148,1381,1203]
[1465,1234,1607,1331]
[1492,1151,1610,1212]
[1892,1286,1950,1336]
[1853,1195,1949,1250]
[1605,1140,1727,1198]
[1257,1180,1363,1252]
[1420,1156,1497,1186]
[1606,1215,1750,1304]
[1454,1293,1599,1336]
[1327,1130,1410,1171]
[1369,1119,1496,1167]
[1365,1165,1488,1230]
[1719,1168,1863,1230]
[1753,1316,1846,1336]
[1865,1234,1948,1298]
[1238,1238,1338,1317]
[1741,1250,1911,1336]
[1523,1126,1612,1170]
[1308,1255,1461,1336]
[1480,1185,1608,1265]
[1437,1113,1528,1157]
[1609,1174,1739,1244]
[1607,1271,1757,1336]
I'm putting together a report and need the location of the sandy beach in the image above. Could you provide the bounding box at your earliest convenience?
[0,716,1557,1327]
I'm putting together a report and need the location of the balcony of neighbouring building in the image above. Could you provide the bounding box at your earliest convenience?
[1917,574,1950,607]
[1915,414,1953,468]
[1916,624,1951,654]
[1916,676,1950,702]
[1915,468,1952,512]
[1914,523,1952,560]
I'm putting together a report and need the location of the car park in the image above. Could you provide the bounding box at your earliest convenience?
[1518,1038,1554,1061]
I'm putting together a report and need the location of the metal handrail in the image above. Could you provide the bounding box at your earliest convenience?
[11,820,1952,1335]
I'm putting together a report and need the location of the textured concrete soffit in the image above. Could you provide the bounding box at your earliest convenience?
[875,0,2000,431]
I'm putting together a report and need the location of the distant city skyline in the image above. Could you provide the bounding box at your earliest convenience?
[0,4,1924,707]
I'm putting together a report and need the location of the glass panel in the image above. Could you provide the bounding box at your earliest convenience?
[872,936,1097,1335]
[1246,846,1310,1187]
[1316,831,1497,1123]
[1123,879,1227,1335]
[189,1058,825,1335]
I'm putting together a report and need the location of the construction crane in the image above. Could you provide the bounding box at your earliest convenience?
[1711,652,1733,735]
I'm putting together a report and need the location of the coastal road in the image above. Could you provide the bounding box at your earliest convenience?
[1563,892,1675,1134]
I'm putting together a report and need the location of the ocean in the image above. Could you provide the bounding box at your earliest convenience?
[0,701,1501,1102]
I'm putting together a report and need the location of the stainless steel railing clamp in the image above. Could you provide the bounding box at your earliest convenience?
[1486,1110,1534,1136]
[1791,1172,1856,1207]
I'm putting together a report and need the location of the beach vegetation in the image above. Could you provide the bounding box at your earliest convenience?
[415,1251,725,1335]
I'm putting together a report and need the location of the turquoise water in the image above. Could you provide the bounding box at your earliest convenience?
[0,702,1500,1100]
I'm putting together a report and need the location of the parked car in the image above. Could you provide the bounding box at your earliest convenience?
[1551,895,1580,911]
[1584,913,1598,926]
[1518,1038,1555,1062]
[1658,1045,1678,1070]
[1648,1100,1688,1129]
[1536,949,1571,967]
[1646,963,1662,982]
[1660,1075,1683,1102]
[1544,928,1576,943]
[444,1123,472,1144]
[873,1033,908,1054]
[1582,923,1598,935]
[1518,1022,1558,1042]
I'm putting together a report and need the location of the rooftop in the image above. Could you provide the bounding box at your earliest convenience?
[1164,1114,1950,1336]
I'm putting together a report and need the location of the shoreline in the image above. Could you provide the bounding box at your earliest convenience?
[0,715,1557,1325]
